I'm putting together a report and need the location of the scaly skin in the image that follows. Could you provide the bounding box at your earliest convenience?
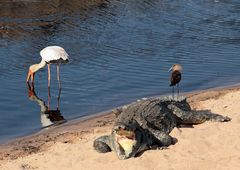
[93,96,231,160]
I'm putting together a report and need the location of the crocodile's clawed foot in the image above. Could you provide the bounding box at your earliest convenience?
[157,146,169,150]
[214,115,231,122]
[149,145,167,150]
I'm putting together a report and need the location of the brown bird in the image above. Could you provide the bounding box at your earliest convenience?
[168,64,183,99]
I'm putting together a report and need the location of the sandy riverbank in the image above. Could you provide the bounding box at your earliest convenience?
[0,86,240,170]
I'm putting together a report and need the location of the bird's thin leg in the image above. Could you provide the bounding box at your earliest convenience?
[56,63,61,110]
[57,87,61,110]
[172,86,174,99]
[177,83,180,99]
[48,86,51,110]
[47,64,51,88]
[47,64,51,110]
[57,63,61,90]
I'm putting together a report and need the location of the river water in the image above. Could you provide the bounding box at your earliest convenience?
[0,0,239,143]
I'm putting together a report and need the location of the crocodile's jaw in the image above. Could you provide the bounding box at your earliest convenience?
[113,129,137,159]
[117,137,137,156]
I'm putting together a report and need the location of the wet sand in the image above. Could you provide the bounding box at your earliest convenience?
[0,86,240,170]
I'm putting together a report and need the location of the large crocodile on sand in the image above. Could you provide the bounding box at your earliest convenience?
[93,96,231,160]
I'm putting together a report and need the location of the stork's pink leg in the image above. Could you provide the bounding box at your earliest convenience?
[57,63,61,110]
[57,87,61,110]
[57,63,61,90]
[47,64,51,110]
[48,86,51,110]
[47,64,51,88]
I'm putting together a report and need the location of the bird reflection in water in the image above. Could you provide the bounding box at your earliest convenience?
[27,82,66,128]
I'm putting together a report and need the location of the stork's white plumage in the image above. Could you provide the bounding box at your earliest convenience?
[40,46,69,63]
[26,46,69,88]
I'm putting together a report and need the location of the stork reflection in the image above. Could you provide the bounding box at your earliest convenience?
[27,83,66,128]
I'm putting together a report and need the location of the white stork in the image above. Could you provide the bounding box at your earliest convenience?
[26,46,69,89]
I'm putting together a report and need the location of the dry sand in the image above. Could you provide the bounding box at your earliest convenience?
[0,86,240,170]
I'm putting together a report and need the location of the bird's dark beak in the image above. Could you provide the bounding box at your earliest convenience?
[26,69,34,83]
[168,66,173,72]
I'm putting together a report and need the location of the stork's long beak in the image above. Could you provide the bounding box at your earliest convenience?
[168,66,173,72]
[26,69,34,83]
[27,82,35,98]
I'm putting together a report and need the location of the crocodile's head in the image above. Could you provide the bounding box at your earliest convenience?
[112,121,140,159]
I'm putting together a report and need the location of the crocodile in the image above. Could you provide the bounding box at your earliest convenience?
[93,96,231,160]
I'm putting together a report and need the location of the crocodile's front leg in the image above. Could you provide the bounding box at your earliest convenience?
[147,128,176,147]
[168,104,231,124]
